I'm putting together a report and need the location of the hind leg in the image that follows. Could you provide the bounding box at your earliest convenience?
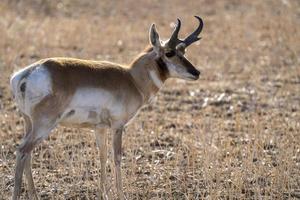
[13,148,29,200]
[24,153,38,200]
[13,134,41,200]
[21,115,38,200]
[12,116,58,200]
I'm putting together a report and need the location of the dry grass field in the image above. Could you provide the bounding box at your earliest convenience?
[0,0,300,199]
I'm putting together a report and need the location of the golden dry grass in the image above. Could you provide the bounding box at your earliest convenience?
[0,0,299,199]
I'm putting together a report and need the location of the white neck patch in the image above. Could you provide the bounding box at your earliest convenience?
[149,70,163,88]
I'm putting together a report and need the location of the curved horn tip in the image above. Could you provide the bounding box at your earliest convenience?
[194,16,203,23]
[176,18,181,26]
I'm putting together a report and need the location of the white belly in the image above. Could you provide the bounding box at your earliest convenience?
[61,88,123,126]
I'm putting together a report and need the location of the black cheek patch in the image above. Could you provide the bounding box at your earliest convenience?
[155,58,169,79]
[20,82,26,93]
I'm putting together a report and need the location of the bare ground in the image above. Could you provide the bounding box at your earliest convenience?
[0,0,299,199]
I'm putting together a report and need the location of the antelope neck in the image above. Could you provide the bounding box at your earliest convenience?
[129,50,169,103]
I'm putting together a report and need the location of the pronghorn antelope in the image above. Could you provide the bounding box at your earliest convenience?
[10,16,203,200]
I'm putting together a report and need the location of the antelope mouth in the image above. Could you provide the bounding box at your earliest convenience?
[187,69,200,80]
[187,75,199,80]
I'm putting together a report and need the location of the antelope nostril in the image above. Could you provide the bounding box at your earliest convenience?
[188,69,200,76]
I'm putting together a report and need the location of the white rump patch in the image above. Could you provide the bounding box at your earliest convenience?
[24,66,52,114]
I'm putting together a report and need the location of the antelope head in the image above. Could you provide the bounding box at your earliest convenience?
[149,16,203,80]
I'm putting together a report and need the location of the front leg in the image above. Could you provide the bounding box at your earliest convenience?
[94,128,108,199]
[113,127,125,200]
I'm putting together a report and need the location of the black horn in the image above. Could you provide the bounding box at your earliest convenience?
[167,18,183,49]
[183,16,203,47]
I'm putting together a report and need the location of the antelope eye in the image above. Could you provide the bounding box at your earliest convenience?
[165,50,176,57]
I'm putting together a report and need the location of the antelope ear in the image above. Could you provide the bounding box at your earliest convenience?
[149,24,161,48]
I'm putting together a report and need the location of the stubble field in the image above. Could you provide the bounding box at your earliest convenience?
[0,0,299,199]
